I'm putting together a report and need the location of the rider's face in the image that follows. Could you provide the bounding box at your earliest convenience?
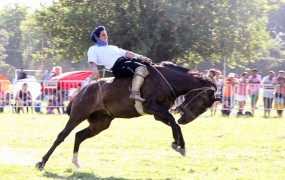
[99,30,108,42]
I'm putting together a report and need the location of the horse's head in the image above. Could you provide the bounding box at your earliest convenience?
[177,75,221,125]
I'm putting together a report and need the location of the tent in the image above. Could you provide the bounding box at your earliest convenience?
[50,71,92,90]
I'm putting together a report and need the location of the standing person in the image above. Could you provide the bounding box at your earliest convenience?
[53,86,66,114]
[248,68,262,116]
[17,68,27,80]
[41,69,51,80]
[15,83,33,113]
[222,73,238,116]
[49,66,62,79]
[206,69,216,82]
[274,70,285,84]
[262,71,275,118]
[274,76,285,118]
[236,72,249,116]
[0,83,5,113]
[87,26,151,102]
[211,70,223,116]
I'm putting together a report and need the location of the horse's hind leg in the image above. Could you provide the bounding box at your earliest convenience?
[35,116,85,170]
[72,114,113,168]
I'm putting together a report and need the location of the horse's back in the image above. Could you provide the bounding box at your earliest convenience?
[70,64,174,118]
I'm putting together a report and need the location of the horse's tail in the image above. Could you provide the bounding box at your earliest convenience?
[66,99,73,116]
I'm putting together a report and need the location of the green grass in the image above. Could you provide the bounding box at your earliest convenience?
[0,112,285,180]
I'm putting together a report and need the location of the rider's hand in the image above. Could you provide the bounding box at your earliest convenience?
[140,56,152,63]
[91,72,100,80]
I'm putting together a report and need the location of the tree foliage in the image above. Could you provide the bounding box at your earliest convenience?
[0,28,8,61]
[33,0,274,67]
[0,0,284,74]
[0,4,28,68]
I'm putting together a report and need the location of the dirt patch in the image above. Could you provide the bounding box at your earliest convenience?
[0,147,38,165]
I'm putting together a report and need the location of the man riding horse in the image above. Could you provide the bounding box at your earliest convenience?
[88,26,151,102]
[35,26,220,171]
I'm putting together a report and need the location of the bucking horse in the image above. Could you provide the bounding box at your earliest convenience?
[35,61,220,170]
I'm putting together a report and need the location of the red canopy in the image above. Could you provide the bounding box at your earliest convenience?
[50,71,92,90]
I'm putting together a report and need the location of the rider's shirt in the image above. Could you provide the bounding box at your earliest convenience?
[87,45,127,69]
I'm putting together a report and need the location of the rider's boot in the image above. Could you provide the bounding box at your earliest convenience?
[129,66,149,102]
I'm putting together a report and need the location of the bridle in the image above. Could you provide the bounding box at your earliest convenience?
[150,64,215,119]
[178,86,215,119]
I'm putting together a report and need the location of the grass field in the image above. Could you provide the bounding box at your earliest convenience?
[0,111,285,180]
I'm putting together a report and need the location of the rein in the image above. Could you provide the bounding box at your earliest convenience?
[183,87,214,107]
[149,64,178,98]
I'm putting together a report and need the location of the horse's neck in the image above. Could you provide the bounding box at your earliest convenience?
[160,68,199,96]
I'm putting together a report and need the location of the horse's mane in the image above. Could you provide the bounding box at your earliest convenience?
[153,61,216,89]
[155,61,189,73]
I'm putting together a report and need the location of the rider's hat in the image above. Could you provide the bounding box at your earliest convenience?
[90,26,106,42]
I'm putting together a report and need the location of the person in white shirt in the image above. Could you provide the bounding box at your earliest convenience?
[88,26,151,102]
[262,71,275,118]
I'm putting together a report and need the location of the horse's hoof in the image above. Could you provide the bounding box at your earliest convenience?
[72,161,81,169]
[35,162,44,171]
[171,142,178,150]
[177,148,186,156]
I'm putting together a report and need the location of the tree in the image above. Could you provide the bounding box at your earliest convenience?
[0,4,28,68]
[33,0,274,67]
[0,28,15,81]
[0,28,8,61]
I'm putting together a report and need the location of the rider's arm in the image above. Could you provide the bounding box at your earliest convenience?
[89,62,100,80]
[87,46,100,80]
[125,51,151,63]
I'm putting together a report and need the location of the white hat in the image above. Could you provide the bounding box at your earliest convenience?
[228,73,235,78]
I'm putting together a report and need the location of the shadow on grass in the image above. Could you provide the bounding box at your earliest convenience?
[44,170,130,180]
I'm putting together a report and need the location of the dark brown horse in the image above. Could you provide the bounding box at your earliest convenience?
[35,61,219,170]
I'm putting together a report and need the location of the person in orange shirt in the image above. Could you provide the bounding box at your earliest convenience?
[222,73,238,116]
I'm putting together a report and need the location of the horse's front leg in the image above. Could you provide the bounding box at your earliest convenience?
[146,102,185,156]
[167,122,185,156]
[173,124,186,156]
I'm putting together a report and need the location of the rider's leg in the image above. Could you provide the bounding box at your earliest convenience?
[129,66,149,102]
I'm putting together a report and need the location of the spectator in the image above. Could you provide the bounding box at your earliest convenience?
[248,68,262,116]
[221,99,231,116]
[274,70,285,84]
[46,99,55,114]
[236,72,249,116]
[41,69,51,80]
[0,83,5,113]
[274,76,285,118]
[49,66,62,79]
[53,86,66,114]
[222,73,238,116]
[17,68,27,80]
[70,83,82,101]
[206,69,216,82]
[211,70,223,116]
[262,71,275,118]
[15,83,32,113]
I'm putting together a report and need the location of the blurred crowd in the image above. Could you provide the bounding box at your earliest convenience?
[207,68,285,118]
